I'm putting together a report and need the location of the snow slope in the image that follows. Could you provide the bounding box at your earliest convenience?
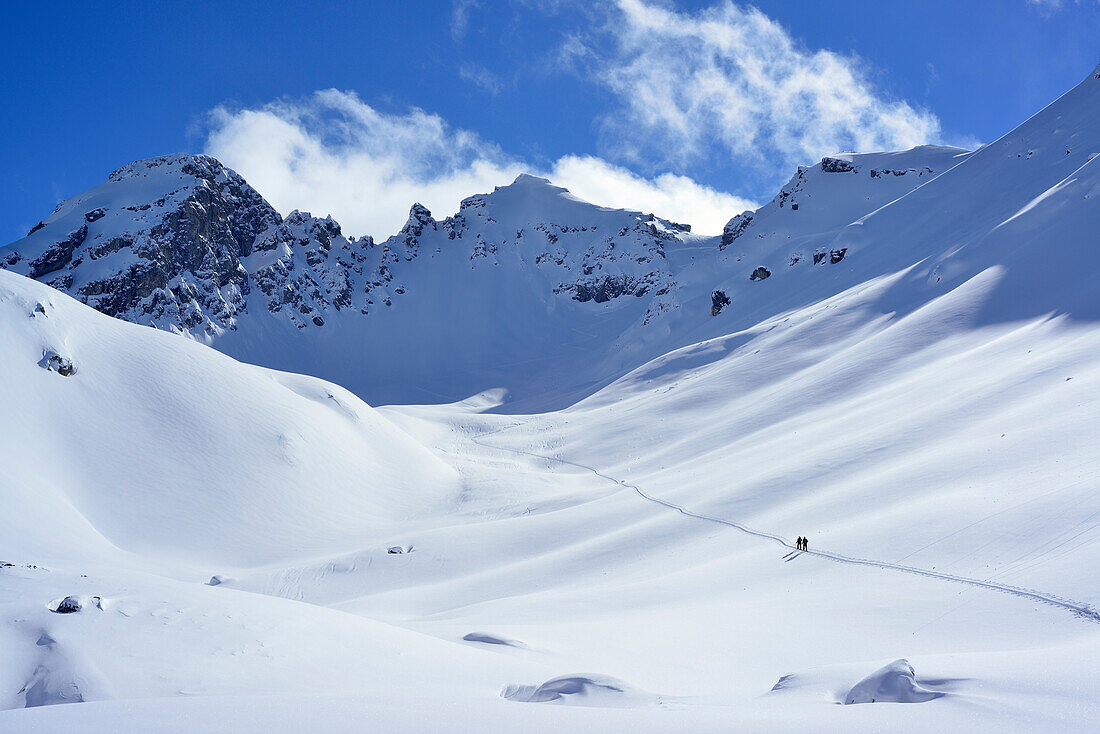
[0,270,459,569]
[0,66,1098,734]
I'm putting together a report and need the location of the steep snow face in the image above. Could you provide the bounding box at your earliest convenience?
[0,270,459,569]
[827,66,1100,324]
[718,145,971,255]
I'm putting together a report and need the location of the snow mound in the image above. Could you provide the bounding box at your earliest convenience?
[18,629,113,709]
[843,659,945,704]
[501,674,655,707]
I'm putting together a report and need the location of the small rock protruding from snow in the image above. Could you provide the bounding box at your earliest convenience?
[711,290,731,316]
[387,545,411,554]
[50,595,103,613]
[52,596,83,614]
[749,266,771,281]
[41,351,74,376]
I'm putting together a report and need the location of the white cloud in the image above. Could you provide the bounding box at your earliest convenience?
[451,0,480,40]
[591,0,945,177]
[549,155,754,230]
[458,63,504,95]
[203,90,752,238]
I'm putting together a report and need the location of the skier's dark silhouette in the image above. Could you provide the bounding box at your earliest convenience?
[802,537,808,552]
[796,536,804,551]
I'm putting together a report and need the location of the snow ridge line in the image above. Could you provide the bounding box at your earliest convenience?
[473,427,1100,626]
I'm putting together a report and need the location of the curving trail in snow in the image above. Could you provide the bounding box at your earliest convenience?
[473,426,1100,626]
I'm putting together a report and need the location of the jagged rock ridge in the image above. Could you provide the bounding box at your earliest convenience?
[1,142,980,408]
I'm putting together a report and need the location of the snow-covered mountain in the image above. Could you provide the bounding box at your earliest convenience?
[0,65,1098,734]
[3,69,1097,412]
[0,143,970,408]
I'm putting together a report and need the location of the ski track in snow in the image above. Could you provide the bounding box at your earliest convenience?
[473,425,1100,626]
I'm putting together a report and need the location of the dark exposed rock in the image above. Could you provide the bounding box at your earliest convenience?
[750,266,771,281]
[84,207,107,223]
[401,203,435,238]
[46,273,73,290]
[41,351,74,376]
[558,274,651,303]
[52,596,82,613]
[711,289,731,316]
[821,157,856,173]
[812,248,848,265]
[27,221,46,236]
[720,212,754,250]
[28,225,86,278]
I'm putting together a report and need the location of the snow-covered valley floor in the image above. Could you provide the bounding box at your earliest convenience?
[2,260,1098,732]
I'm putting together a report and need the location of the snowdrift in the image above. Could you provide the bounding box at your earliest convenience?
[843,659,944,704]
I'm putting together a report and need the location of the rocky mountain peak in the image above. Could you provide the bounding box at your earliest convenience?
[107,153,234,185]
[401,203,436,236]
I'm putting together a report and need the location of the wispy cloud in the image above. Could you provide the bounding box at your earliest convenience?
[458,63,504,95]
[582,0,945,181]
[203,90,754,238]
[201,2,951,239]
[451,0,480,40]
[550,155,754,228]
[1026,0,1100,11]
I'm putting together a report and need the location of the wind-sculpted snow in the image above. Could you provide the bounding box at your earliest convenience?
[842,659,945,704]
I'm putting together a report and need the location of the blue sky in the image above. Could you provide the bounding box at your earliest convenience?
[2,0,1097,238]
